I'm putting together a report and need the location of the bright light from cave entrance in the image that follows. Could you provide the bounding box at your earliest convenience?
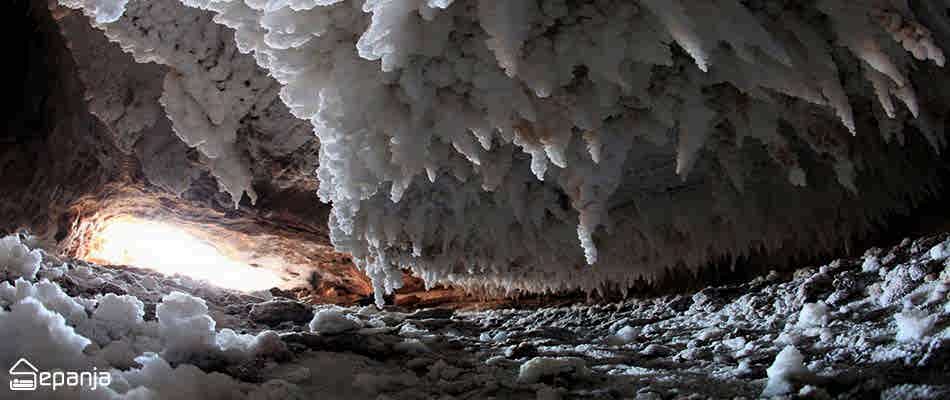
[87,217,282,292]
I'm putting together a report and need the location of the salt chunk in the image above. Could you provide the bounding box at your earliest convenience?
[309,307,363,334]
[609,325,640,345]
[928,239,950,261]
[861,256,882,272]
[156,291,217,361]
[796,302,829,328]
[762,345,807,396]
[894,309,937,342]
[0,234,42,281]
[518,356,589,383]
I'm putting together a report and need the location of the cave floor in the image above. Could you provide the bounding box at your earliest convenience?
[3,231,949,399]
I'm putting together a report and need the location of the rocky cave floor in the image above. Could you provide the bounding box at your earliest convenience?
[2,230,949,400]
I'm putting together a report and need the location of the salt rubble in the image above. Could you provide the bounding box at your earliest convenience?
[1,231,948,398]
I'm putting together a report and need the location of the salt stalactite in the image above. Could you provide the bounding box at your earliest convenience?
[639,0,708,72]
[59,0,130,23]
[64,0,276,208]
[59,0,949,306]
[159,72,258,207]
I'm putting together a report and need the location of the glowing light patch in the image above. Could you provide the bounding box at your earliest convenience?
[86,217,282,292]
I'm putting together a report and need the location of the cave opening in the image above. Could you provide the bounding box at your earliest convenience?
[83,216,283,292]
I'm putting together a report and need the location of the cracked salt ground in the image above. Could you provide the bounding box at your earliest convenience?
[1,231,948,399]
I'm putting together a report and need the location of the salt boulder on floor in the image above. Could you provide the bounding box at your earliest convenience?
[309,307,363,334]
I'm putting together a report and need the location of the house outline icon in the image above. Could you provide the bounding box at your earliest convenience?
[9,358,39,391]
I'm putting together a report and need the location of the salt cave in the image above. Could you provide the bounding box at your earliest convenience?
[1,0,949,398]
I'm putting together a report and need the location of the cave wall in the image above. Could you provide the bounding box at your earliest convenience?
[0,0,119,240]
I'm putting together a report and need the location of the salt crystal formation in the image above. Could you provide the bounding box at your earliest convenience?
[59,0,950,304]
